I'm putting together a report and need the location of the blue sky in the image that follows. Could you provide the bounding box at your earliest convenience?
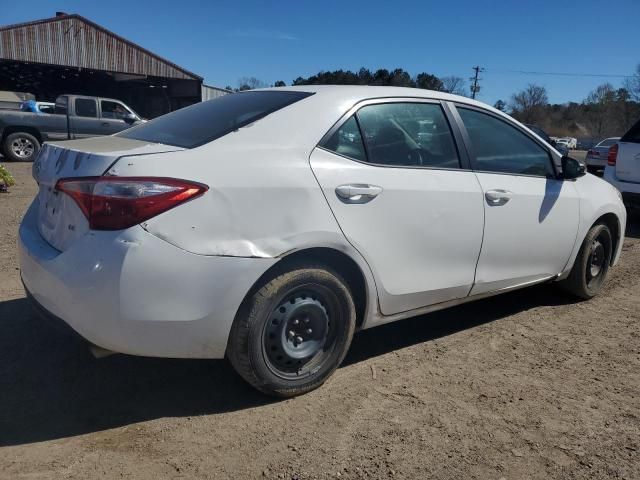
[4,0,639,105]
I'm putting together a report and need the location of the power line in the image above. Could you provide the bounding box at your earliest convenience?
[485,69,634,79]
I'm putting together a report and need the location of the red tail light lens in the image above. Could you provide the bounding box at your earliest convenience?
[587,149,599,156]
[607,144,619,166]
[56,177,208,230]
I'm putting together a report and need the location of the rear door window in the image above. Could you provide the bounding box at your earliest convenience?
[118,91,313,148]
[320,116,366,161]
[75,98,97,118]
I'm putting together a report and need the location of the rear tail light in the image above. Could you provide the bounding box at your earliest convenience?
[56,177,208,230]
[587,149,599,156]
[607,144,619,166]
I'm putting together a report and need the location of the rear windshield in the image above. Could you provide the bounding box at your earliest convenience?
[118,90,313,148]
[621,120,640,144]
[598,138,618,147]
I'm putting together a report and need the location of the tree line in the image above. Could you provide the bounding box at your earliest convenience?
[503,67,640,140]
[227,68,467,95]
[228,65,640,141]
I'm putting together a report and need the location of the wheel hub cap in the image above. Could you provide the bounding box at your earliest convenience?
[11,138,34,158]
[589,240,605,278]
[265,293,330,373]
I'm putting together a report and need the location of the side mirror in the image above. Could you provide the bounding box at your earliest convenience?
[561,155,586,180]
[123,113,136,125]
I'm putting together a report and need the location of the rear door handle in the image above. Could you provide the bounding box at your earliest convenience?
[101,122,110,127]
[485,189,512,206]
[335,184,383,203]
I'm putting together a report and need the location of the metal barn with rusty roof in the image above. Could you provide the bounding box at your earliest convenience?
[0,12,207,118]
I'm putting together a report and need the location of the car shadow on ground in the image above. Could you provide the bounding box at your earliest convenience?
[0,282,581,447]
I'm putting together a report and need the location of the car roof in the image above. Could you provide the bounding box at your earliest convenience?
[201,85,541,155]
[249,85,514,140]
[259,85,495,110]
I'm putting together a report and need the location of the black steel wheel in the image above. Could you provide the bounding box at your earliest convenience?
[560,223,612,299]
[227,263,356,397]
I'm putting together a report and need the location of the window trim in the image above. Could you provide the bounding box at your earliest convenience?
[317,97,468,172]
[450,102,560,179]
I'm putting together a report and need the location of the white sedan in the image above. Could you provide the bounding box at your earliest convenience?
[19,86,627,397]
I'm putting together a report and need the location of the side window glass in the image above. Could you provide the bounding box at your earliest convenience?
[320,116,366,162]
[54,97,67,115]
[101,100,130,120]
[356,103,460,168]
[458,108,553,177]
[75,98,97,118]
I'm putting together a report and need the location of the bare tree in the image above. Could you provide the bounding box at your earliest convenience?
[510,84,549,124]
[237,77,268,91]
[583,83,617,138]
[441,76,466,96]
[624,64,640,102]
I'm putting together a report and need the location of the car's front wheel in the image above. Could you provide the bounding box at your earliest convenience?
[227,263,356,397]
[560,223,613,299]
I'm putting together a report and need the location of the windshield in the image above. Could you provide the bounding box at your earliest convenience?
[118,90,313,148]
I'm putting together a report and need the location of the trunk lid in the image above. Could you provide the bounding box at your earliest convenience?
[33,136,183,251]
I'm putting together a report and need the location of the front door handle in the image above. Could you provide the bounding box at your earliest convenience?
[101,122,110,127]
[485,189,513,206]
[335,184,383,203]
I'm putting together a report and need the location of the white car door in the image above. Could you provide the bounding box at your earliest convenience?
[310,100,484,315]
[453,105,580,295]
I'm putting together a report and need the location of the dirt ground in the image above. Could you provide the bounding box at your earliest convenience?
[1,160,639,480]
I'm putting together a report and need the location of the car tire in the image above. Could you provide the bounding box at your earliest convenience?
[3,132,41,162]
[227,263,356,397]
[559,223,612,299]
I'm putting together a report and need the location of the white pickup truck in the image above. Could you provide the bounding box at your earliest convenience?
[604,118,640,210]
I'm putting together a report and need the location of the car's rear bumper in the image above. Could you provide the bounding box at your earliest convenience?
[19,200,276,359]
[585,156,606,167]
[604,167,640,206]
[23,282,90,343]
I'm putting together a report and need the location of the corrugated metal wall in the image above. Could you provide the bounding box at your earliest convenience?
[201,84,231,101]
[0,16,197,80]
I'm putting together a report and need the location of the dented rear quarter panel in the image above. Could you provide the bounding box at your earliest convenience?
[105,91,362,260]
[110,141,347,259]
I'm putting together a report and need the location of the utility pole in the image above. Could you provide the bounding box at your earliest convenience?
[470,66,484,99]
